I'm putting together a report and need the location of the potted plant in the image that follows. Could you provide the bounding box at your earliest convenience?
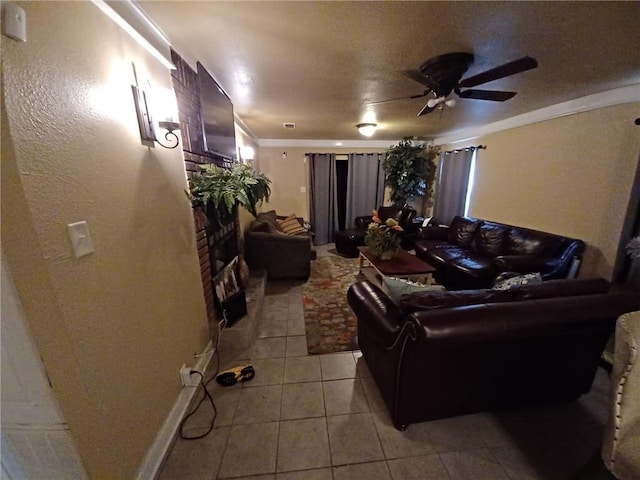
[627,236,640,259]
[383,138,440,207]
[364,209,404,260]
[187,162,272,222]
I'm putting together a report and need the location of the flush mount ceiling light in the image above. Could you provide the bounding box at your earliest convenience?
[357,122,377,137]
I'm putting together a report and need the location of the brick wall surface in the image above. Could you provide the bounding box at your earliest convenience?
[170,49,239,339]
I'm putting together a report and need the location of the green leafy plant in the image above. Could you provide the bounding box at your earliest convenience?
[364,209,404,258]
[627,236,640,259]
[187,162,271,219]
[383,138,440,207]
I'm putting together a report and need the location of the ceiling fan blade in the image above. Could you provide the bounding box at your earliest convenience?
[457,89,517,101]
[417,102,436,116]
[458,56,538,88]
[402,69,437,89]
[366,91,429,106]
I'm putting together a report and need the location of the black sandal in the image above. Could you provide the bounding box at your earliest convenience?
[216,364,255,386]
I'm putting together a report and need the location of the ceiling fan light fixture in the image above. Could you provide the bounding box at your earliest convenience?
[426,97,441,109]
[357,122,377,137]
[444,98,457,107]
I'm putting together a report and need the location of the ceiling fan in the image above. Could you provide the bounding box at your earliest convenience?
[371,52,538,116]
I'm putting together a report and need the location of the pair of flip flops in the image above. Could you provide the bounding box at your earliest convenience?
[216,364,255,386]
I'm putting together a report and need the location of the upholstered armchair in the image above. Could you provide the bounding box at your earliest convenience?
[335,205,417,257]
[602,310,640,479]
[354,205,417,231]
[244,210,314,279]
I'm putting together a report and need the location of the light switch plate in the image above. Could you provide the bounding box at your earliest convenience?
[3,3,27,42]
[67,221,94,258]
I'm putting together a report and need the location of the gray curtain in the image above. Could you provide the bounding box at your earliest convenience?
[345,153,385,228]
[433,149,475,225]
[309,153,338,245]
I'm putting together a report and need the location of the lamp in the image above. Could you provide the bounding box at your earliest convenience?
[156,121,181,149]
[426,97,442,109]
[240,146,255,161]
[132,84,181,149]
[425,96,456,110]
[357,122,377,137]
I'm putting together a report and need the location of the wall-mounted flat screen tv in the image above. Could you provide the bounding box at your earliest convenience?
[197,62,237,160]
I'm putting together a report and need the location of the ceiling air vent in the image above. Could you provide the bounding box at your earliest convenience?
[283,123,296,129]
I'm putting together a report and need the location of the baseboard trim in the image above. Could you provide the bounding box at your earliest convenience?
[135,342,214,480]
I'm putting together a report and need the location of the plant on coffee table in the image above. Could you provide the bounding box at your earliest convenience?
[627,236,640,259]
[364,210,404,260]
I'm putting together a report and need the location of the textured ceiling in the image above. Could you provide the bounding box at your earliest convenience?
[139,1,640,142]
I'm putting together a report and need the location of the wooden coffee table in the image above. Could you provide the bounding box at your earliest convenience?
[357,246,436,284]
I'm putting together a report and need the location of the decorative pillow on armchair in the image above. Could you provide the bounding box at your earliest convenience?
[254,210,279,232]
[277,214,308,235]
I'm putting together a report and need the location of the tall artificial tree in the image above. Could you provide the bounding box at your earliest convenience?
[383,138,439,207]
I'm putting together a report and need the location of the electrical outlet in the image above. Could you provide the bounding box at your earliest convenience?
[179,364,198,387]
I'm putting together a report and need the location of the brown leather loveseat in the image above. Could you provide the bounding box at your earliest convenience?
[414,216,585,290]
[347,278,640,430]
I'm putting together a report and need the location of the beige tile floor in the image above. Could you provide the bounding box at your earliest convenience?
[159,246,616,480]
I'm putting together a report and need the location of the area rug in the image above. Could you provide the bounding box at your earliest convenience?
[302,254,363,354]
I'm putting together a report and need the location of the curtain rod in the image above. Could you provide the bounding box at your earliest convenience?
[444,145,486,155]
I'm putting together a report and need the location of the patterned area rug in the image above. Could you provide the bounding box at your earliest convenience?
[302,254,363,354]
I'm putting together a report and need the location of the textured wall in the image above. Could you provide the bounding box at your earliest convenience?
[1,2,208,477]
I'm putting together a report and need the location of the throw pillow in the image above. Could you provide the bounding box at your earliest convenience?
[382,276,445,303]
[492,272,542,290]
[472,223,510,257]
[250,220,273,233]
[257,210,278,223]
[277,214,307,235]
[255,210,279,232]
[447,216,479,248]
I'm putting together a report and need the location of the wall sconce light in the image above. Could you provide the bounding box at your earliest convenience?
[240,146,255,161]
[156,121,181,149]
[132,84,181,149]
[357,122,377,137]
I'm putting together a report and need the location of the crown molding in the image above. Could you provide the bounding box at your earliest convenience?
[95,0,175,69]
[434,84,640,145]
[234,116,259,140]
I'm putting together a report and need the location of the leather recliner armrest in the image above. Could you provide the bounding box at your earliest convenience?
[491,254,556,274]
[347,281,406,347]
[354,215,373,229]
[416,225,449,240]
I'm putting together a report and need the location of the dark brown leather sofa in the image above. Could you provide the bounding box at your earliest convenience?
[347,278,640,430]
[414,216,585,290]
